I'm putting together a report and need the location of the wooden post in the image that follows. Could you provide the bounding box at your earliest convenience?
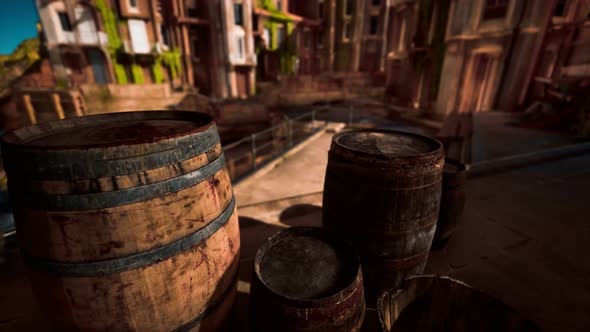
[23,94,37,125]
[52,93,66,120]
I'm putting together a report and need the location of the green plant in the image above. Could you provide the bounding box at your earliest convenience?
[131,63,144,83]
[152,58,164,83]
[259,3,297,76]
[97,0,130,84]
[113,62,128,84]
[161,48,182,80]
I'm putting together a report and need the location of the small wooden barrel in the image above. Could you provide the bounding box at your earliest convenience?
[322,129,444,302]
[377,276,541,332]
[0,111,240,331]
[433,159,467,248]
[250,227,365,332]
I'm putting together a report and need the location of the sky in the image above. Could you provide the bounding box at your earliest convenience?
[0,0,39,55]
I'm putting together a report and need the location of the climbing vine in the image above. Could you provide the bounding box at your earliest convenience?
[161,48,182,80]
[152,57,164,83]
[96,0,127,83]
[258,0,297,75]
[131,63,144,83]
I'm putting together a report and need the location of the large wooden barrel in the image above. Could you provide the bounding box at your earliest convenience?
[432,159,467,248]
[250,227,365,332]
[322,129,444,302]
[0,111,240,331]
[377,276,541,332]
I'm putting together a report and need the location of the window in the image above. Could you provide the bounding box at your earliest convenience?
[343,22,351,40]
[277,0,282,11]
[372,0,380,6]
[128,19,150,53]
[234,3,244,26]
[554,0,567,17]
[319,2,324,19]
[160,24,170,46]
[345,0,353,15]
[237,36,245,59]
[370,16,378,35]
[58,12,72,32]
[129,0,138,9]
[483,0,509,20]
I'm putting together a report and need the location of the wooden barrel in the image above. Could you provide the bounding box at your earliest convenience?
[0,111,240,331]
[432,159,467,248]
[322,129,444,303]
[377,276,541,332]
[250,227,365,332]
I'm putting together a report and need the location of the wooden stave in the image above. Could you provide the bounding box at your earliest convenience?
[250,227,365,332]
[322,130,444,302]
[30,209,240,332]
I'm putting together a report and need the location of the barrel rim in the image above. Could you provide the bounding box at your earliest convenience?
[254,226,362,306]
[332,129,443,159]
[377,275,542,332]
[0,110,214,151]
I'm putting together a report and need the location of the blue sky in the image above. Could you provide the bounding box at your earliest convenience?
[0,0,39,55]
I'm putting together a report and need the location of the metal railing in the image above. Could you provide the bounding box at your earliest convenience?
[223,108,327,181]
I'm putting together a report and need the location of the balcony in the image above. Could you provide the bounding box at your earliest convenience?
[77,31,109,46]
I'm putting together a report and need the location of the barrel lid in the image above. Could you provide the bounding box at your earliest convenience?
[255,227,360,302]
[334,130,440,157]
[1,111,214,150]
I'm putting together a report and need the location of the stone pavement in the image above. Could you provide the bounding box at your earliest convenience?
[436,112,576,163]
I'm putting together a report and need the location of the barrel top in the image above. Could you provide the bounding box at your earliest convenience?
[1,111,213,149]
[256,227,359,301]
[334,130,440,157]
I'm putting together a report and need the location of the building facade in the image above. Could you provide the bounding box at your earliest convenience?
[385,0,451,109]
[320,0,389,73]
[288,0,323,75]
[434,0,561,115]
[527,0,590,103]
[36,0,112,86]
[253,0,302,81]
[36,0,256,98]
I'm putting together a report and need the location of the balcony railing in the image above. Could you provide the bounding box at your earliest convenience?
[77,31,109,45]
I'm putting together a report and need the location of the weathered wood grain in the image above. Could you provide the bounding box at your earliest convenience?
[322,129,444,303]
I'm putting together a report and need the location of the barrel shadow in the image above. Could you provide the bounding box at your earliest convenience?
[236,215,285,332]
[278,204,322,227]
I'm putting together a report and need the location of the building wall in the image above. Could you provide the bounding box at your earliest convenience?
[435,0,551,115]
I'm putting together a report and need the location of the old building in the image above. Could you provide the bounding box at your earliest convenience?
[162,0,256,98]
[434,0,567,115]
[216,0,257,97]
[36,0,112,86]
[385,0,451,109]
[35,0,182,87]
[321,0,389,73]
[253,0,302,81]
[288,0,323,75]
[527,0,590,103]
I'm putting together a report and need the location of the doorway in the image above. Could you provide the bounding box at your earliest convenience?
[87,49,108,84]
